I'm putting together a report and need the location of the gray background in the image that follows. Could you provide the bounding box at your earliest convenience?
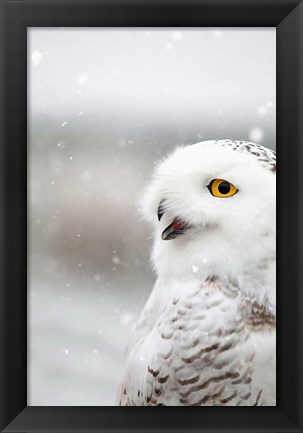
[28,28,276,406]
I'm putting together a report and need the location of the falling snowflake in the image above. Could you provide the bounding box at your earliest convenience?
[77,74,88,86]
[112,256,121,265]
[212,29,223,40]
[257,105,268,116]
[172,31,183,41]
[31,50,43,66]
[249,127,264,143]
[121,313,134,325]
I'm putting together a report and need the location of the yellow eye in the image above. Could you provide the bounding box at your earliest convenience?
[208,179,238,198]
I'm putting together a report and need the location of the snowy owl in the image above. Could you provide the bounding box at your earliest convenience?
[118,139,276,406]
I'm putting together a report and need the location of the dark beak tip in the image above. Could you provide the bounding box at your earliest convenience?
[161,222,189,241]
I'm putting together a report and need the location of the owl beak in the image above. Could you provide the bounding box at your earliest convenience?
[158,200,191,240]
[161,218,190,240]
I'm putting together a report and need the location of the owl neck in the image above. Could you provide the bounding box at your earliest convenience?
[156,257,276,315]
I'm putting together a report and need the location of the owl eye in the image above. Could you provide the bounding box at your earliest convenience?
[207,179,238,198]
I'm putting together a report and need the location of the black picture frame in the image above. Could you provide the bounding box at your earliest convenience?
[0,0,302,432]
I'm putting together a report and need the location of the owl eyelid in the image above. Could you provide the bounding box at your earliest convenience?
[206,180,214,192]
[207,178,232,185]
[207,179,215,188]
[206,179,237,188]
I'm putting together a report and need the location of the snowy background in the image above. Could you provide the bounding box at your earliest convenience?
[28,28,276,405]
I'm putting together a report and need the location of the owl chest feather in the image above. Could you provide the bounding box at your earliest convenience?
[120,278,275,406]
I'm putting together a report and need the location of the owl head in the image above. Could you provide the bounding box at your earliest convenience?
[141,140,276,307]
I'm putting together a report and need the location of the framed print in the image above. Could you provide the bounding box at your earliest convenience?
[28,27,277,408]
[0,0,302,432]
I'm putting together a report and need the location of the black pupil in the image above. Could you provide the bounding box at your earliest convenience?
[218,181,231,195]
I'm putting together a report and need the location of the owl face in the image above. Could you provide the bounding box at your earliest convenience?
[142,141,276,289]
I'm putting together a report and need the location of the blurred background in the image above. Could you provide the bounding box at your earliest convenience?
[28,28,276,405]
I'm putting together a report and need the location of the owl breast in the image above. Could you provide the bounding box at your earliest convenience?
[120,278,276,406]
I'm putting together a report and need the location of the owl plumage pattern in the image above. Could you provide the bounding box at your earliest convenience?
[118,140,276,406]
